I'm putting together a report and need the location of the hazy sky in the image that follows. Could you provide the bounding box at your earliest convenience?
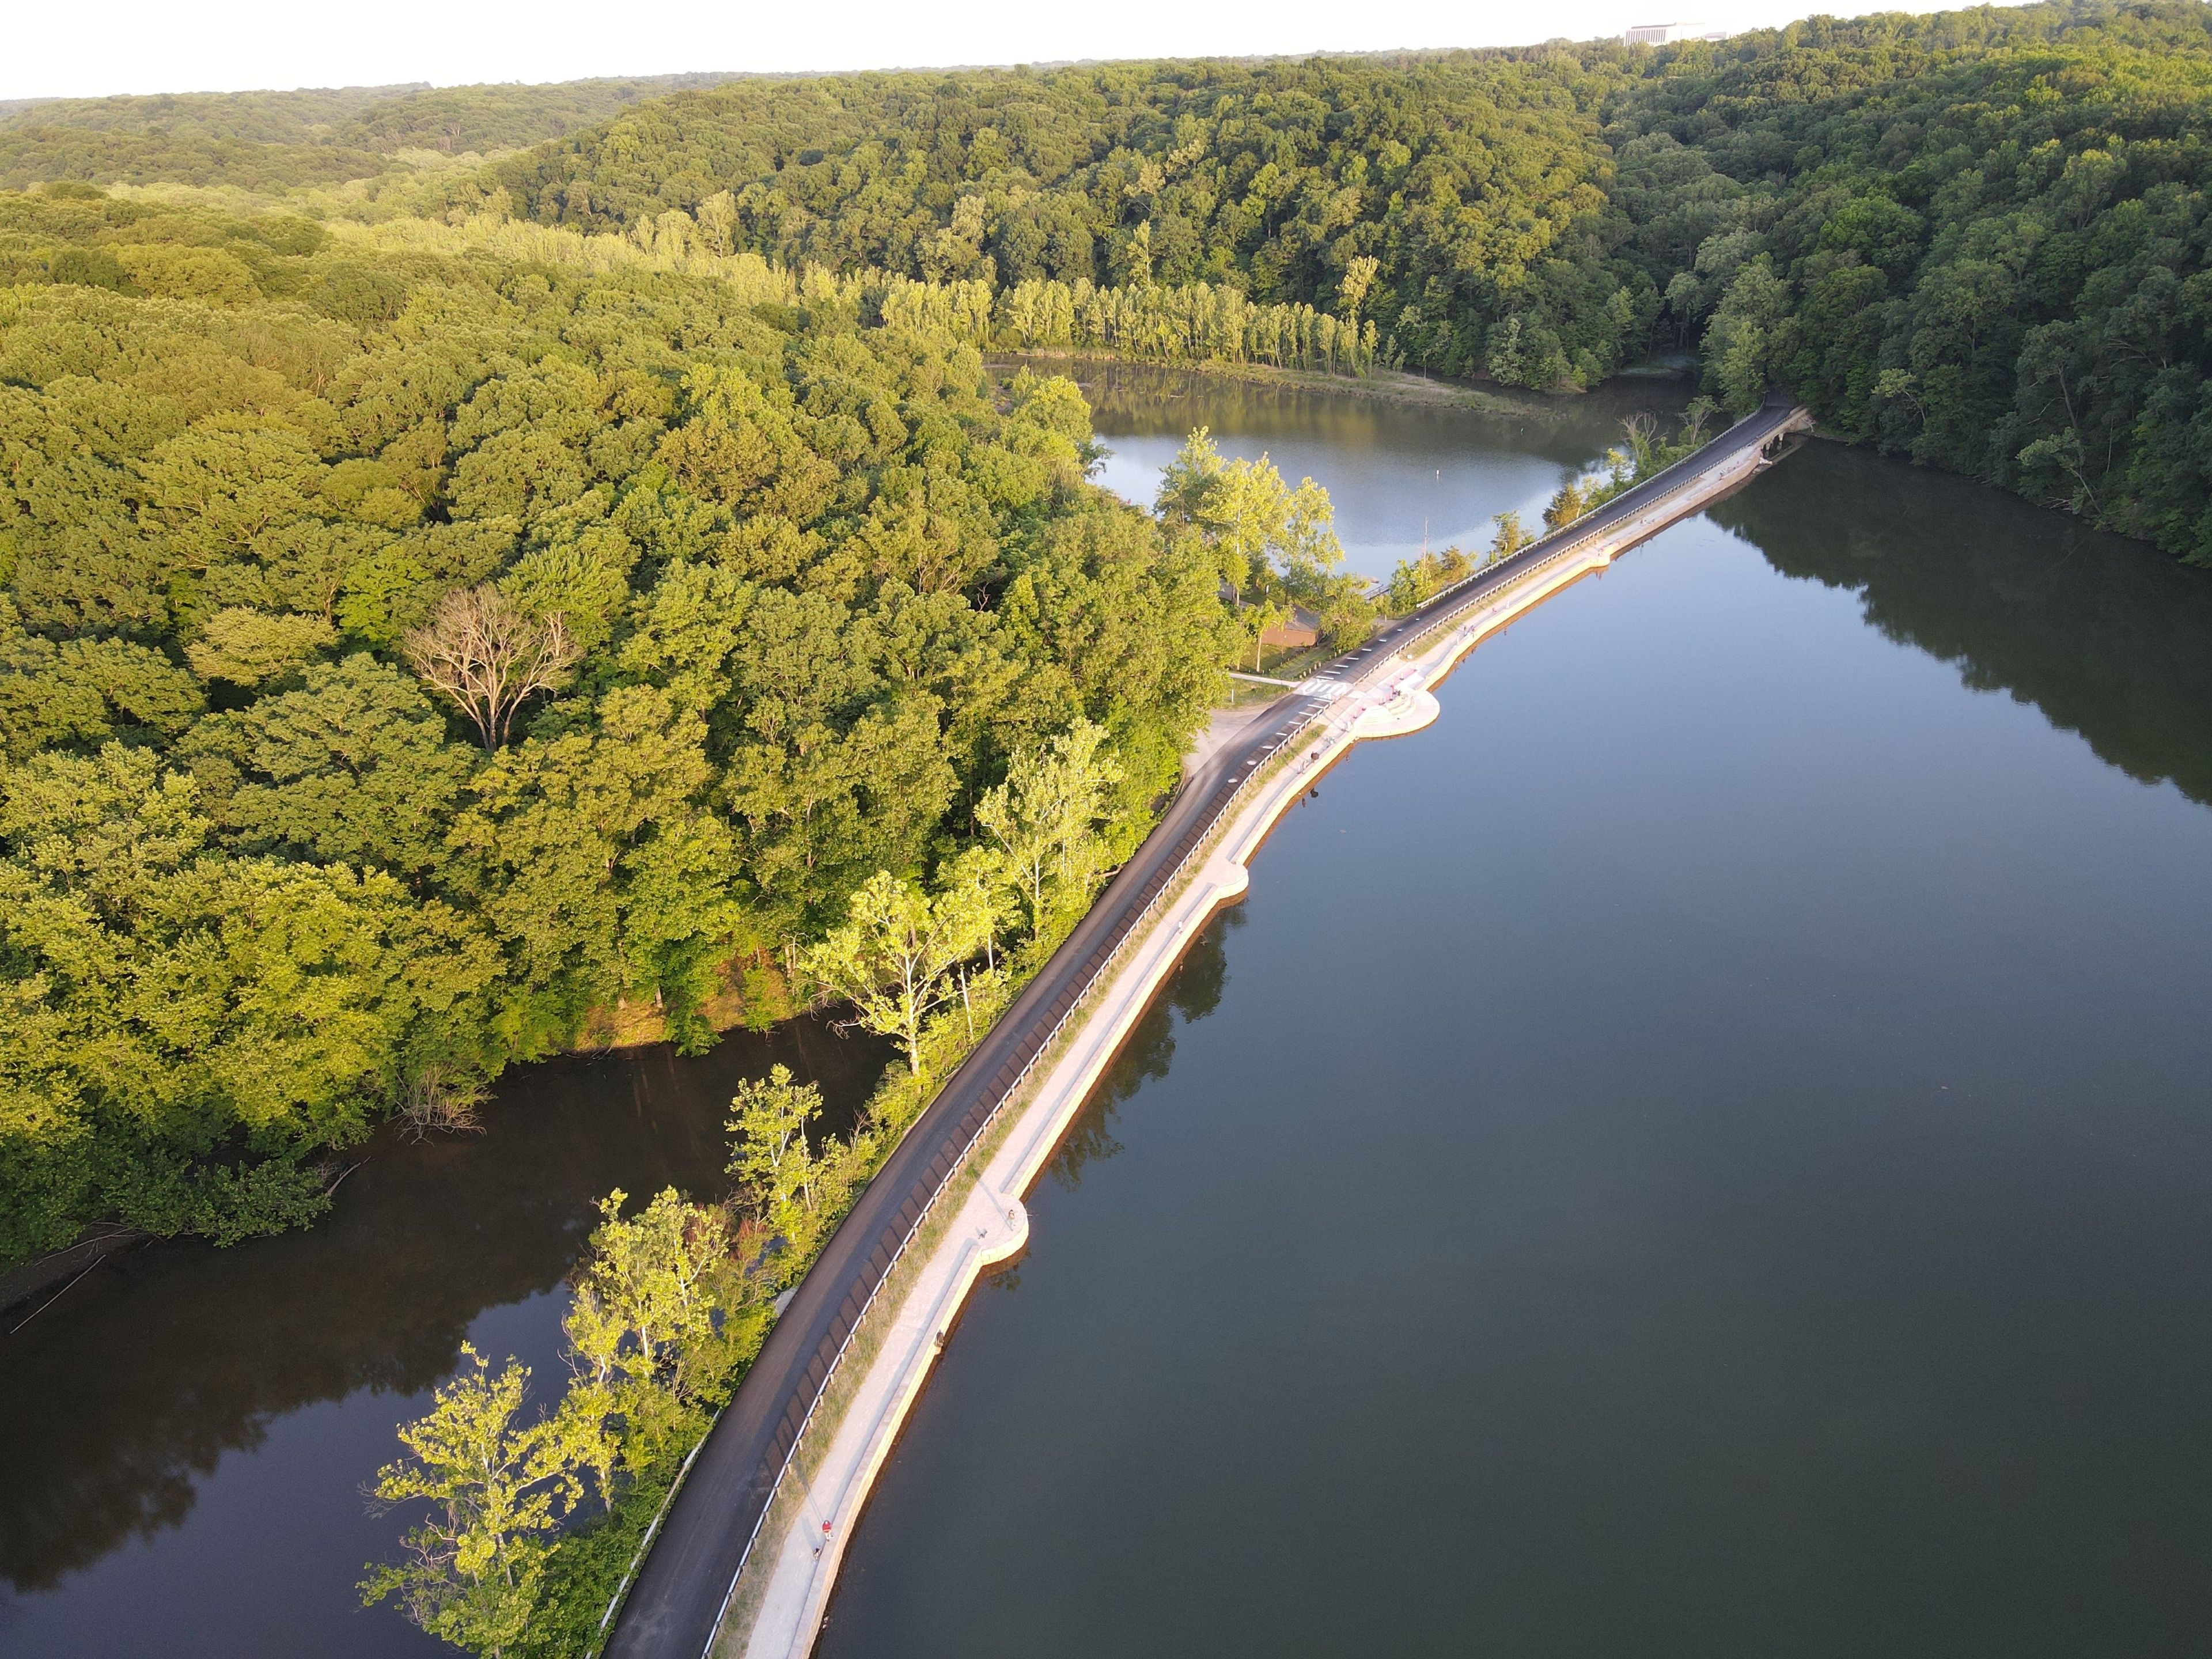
[6,0,1959,104]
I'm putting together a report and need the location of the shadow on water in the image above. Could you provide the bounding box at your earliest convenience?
[1060,360,1687,467]
[1041,907,1241,1201]
[986,910,1241,1302]
[0,1018,891,1613]
[1713,439,2212,805]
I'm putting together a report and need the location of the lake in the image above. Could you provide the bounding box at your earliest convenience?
[1080,364,1687,584]
[813,375,2212,1658]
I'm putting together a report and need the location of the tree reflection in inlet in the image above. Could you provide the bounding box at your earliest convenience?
[0,1017,888,1598]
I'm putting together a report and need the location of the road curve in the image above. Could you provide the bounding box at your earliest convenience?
[601,397,1810,1659]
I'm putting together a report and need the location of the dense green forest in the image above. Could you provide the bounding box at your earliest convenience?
[0,187,1281,1263]
[12,7,2212,552]
[484,51,1633,376]
[10,9,2212,1649]
[0,76,739,192]
[444,1,2212,560]
[1616,2,2212,559]
[11,0,2212,1262]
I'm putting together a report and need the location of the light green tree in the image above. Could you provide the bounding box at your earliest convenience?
[0,597,203,760]
[183,607,338,687]
[1702,256,1791,414]
[444,685,728,1028]
[1336,254,1380,321]
[176,654,469,875]
[1155,428,1359,662]
[1542,477,1591,531]
[552,1186,747,1502]
[727,1065,832,1251]
[1156,429,1343,593]
[935,843,1012,969]
[562,1187,731,1402]
[802,870,994,1076]
[976,719,1122,941]
[360,1346,580,1658]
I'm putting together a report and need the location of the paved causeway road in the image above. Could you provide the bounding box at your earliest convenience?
[603,396,1811,1659]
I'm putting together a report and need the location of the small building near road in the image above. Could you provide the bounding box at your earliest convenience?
[1261,605,1322,650]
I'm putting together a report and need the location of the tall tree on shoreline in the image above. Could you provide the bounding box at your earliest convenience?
[361,1347,578,1658]
[977,718,1123,942]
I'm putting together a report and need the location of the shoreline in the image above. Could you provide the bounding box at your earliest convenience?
[988,350,1559,416]
[717,670,1436,1659]
[710,407,1812,1659]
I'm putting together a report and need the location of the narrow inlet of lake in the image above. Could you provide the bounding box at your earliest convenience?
[0,1021,891,1658]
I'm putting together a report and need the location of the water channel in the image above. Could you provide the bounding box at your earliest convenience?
[0,1022,892,1657]
[9,369,2212,1656]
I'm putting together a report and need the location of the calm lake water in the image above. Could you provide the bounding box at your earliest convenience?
[0,1021,891,1657]
[816,381,2212,1657]
[12,369,2212,1657]
[1081,365,1687,583]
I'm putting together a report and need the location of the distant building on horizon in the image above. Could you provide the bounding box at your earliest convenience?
[1623,21,1729,44]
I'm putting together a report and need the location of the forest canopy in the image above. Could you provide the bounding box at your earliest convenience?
[455,1,2212,562]
[13,0,2212,1263]
[14,6,2212,556]
[0,190,1244,1263]
[0,75,743,193]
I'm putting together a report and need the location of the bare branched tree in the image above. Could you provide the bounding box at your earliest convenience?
[1620,411,1660,474]
[403,585,579,750]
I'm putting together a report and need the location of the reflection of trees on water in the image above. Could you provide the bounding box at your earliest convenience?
[1714,442,2212,806]
[1047,906,1241,1194]
[1062,362,1403,432]
[0,1018,888,1593]
[1003,358,1687,474]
